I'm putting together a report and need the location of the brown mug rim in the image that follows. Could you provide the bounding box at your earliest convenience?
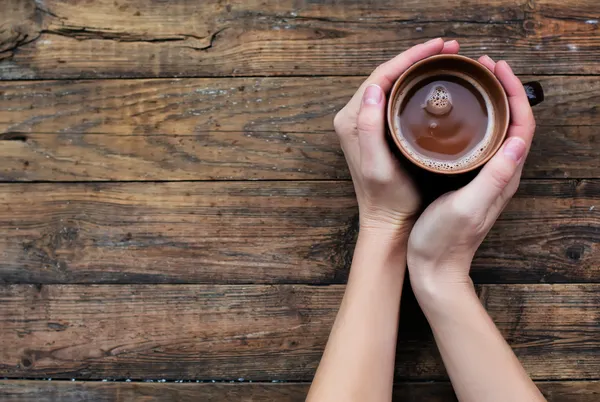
[386,54,510,175]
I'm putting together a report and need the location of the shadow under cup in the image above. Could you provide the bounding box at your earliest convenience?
[386,54,510,175]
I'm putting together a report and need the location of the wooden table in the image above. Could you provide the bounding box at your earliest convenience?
[1,1,599,400]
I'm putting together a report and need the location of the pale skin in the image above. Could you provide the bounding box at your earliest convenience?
[306,39,546,402]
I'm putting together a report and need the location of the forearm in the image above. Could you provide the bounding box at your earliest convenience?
[307,230,408,402]
[413,275,545,402]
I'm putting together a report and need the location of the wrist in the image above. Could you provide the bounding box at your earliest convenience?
[351,228,408,278]
[359,220,414,245]
[408,262,476,309]
[414,279,479,319]
[357,227,409,253]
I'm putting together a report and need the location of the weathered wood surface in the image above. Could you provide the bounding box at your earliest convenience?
[0,75,598,180]
[1,0,598,78]
[1,0,599,393]
[0,181,357,284]
[1,380,599,402]
[0,180,597,284]
[0,132,348,181]
[1,284,599,380]
[1,76,596,134]
[0,126,597,181]
[0,182,356,283]
[471,179,599,283]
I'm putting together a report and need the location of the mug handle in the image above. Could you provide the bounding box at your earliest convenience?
[523,81,544,106]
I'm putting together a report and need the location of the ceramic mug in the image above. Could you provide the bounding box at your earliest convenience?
[386,54,544,175]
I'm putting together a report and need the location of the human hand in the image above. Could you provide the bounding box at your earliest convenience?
[334,38,460,238]
[407,56,536,293]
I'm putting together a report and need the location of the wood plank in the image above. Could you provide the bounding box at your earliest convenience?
[1,77,597,135]
[0,132,348,181]
[0,284,599,380]
[0,126,597,181]
[0,181,358,284]
[0,180,598,284]
[0,76,598,180]
[1,381,598,402]
[1,0,598,78]
[472,179,600,283]
[528,126,600,179]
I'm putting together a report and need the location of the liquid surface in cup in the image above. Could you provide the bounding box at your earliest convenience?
[396,75,491,170]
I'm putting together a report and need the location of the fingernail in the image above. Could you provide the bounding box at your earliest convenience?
[425,38,441,44]
[363,84,383,105]
[503,137,527,163]
[482,55,494,64]
[444,40,458,46]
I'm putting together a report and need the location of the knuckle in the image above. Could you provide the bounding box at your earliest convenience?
[522,113,536,132]
[371,64,393,87]
[334,111,354,138]
[356,110,380,134]
[361,163,391,184]
[505,177,521,197]
[450,197,485,230]
[451,198,475,221]
[372,64,386,77]
[333,111,344,132]
[528,119,537,132]
[489,165,513,191]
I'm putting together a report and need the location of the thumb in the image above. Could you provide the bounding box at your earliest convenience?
[357,84,394,180]
[456,136,527,211]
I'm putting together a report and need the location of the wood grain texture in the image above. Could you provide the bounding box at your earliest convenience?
[0,126,597,181]
[1,284,599,380]
[0,180,598,284]
[0,132,348,181]
[1,0,597,393]
[0,0,598,78]
[0,180,593,284]
[1,76,597,135]
[0,76,598,180]
[1,381,598,402]
[0,181,358,284]
[471,179,600,283]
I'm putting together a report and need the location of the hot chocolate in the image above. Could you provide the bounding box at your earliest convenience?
[395,74,493,171]
[387,54,543,175]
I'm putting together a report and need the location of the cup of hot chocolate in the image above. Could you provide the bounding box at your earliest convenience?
[386,54,543,174]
